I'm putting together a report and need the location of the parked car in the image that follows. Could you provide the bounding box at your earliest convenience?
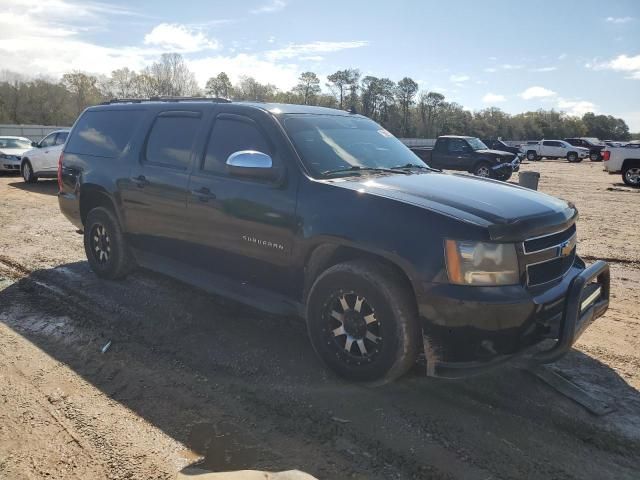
[0,136,34,174]
[21,129,70,183]
[481,139,525,158]
[564,137,605,161]
[410,136,519,180]
[602,144,640,187]
[524,140,589,162]
[58,99,609,383]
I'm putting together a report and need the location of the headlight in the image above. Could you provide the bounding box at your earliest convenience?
[444,240,519,286]
[0,154,8,159]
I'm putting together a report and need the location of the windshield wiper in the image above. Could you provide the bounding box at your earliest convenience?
[321,166,410,177]
[390,163,438,172]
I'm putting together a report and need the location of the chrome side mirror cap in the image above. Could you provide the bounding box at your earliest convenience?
[226,150,277,180]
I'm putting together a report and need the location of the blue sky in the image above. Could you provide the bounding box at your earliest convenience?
[1,0,639,129]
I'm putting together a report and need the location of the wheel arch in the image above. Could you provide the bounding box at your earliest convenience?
[79,184,123,227]
[622,158,640,170]
[303,243,419,310]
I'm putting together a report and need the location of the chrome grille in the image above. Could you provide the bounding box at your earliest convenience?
[523,225,577,286]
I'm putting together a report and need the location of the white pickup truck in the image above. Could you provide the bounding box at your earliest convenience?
[524,140,590,163]
[602,144,640,187]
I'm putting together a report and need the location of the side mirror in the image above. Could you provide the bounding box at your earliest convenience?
[226,150,277,180]
[31,141,38,147]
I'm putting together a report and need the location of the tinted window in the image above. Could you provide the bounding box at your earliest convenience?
[55,132,68,145]
[40,133,57,148]
[203,117,271,175]
[448,139,468,153]
[145,114,201,170]
[66,109,144,158]
[543,141,560,147]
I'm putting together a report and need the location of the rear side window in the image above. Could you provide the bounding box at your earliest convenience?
[66,110,143,158]
[145,114,201,170]
[202,117,271,175]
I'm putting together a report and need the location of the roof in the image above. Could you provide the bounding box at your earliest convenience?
[95,98,357,117]
[438,135,476,139]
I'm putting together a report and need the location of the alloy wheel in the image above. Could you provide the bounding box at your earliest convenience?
[476,166,490,177]
[326,292,382,364]
[625,167,640,186]
[90,224,111,264]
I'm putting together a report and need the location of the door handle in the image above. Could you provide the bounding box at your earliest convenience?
[191,187,216,202]
[131,175,149,187]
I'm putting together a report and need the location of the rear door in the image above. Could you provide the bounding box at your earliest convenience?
[42,131,68,171]
[184,106,299,296]
[30,132,57,173]
[122,110,204,261]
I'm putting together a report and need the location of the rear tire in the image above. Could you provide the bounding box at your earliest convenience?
[590,152,600,162]
[306,260,420,384]
[84,207,134,280]
[21,160,37,183]
[622,165,640,187]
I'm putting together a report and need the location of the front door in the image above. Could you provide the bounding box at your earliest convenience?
[185,107,299,296]
[121,110,204,260]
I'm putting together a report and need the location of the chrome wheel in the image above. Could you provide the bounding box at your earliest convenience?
[90,224,111,264]
[625,167,640,186]
[475,165,491,177]
[326,292,382,363]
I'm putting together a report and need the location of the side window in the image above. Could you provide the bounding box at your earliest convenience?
[202,116,272,175]
[66,109,144,158]
[434,139,448,152]
[448,139,467,153]
[145,113,201,170]
[55,132,68,145]
[40,133,56,148]
[543,141,554,146]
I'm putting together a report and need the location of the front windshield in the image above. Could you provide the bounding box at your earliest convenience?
[467,137,489,150]
[283,114,426,177]
[0,138,31,149]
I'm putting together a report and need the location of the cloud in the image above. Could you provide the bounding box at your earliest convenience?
[482,93,506,104]
[530,66,557,72]
[500,64,523,70]
[520,86,557,99]
[605,16,634,24]
[483,67,497,73]
[144,23,220,53]
[558,53,568,60]
[557,98,596,116]
[187,54,300,89]
[587,54,640,79]
[449,74,470,83]
[266,41,369,61]
[250,0,287,14]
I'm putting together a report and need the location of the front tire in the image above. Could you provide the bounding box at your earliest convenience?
[622,165,640,187]
[473,162,491,178]
[306,261,420,383]
[567,152,579,163]
[526,151,538,161]
[84,207,134,279]
[21,160,37,183]
[590,152,600,162]
[494,170,513,182]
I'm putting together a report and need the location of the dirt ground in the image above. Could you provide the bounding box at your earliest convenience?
[0,160,639,480]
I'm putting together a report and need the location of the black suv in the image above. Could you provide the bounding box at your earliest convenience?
[58,99,610,383]
[564,137,605,161]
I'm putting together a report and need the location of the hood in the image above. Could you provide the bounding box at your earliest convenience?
[0,147,29,157]
[475,149,516,159]
[328,172,576,241]
[575,146,590,152]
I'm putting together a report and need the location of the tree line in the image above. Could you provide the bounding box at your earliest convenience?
[0,53,633,141]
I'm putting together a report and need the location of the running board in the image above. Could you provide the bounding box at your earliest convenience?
[525,365,616,416]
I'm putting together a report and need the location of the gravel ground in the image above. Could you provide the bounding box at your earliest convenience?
[0,160,639,479]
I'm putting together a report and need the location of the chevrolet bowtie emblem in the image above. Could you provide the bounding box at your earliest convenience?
[558,239,574,257]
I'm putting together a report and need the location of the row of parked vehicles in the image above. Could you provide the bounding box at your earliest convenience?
[0,130,70,182]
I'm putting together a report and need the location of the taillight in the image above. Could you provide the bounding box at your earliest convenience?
[602,151,611,161]
[57,152,64,190]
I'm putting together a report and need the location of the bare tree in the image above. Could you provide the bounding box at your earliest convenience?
[143,53,200,97]
[61,72,103,115]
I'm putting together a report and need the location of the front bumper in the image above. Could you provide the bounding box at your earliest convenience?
[418,257,610,377]
[492,157,521,174]
[1,158,21,172]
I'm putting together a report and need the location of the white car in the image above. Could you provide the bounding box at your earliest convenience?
[21,130,69,183]
[0,136,34,174]
[524,140,590,163]
[602,144,640,187]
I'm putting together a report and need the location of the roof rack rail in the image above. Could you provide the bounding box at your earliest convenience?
[101,96,232,105]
